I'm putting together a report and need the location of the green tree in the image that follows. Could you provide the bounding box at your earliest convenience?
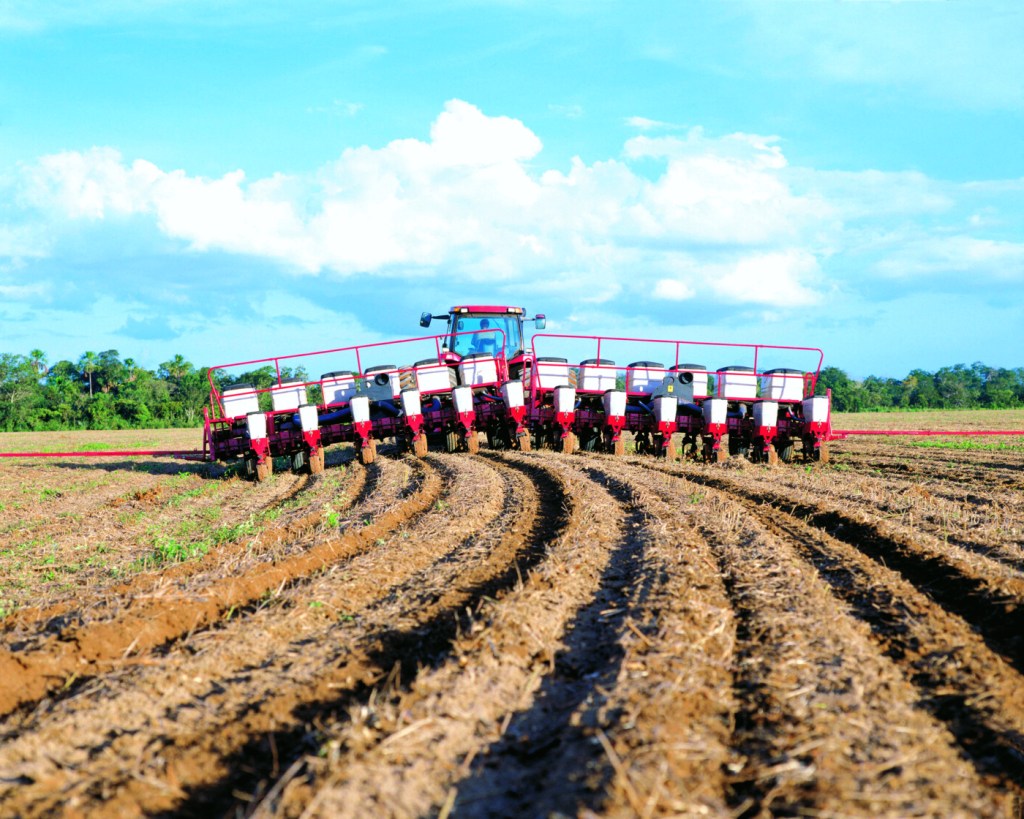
[815,366,862,411]
[0,354,44,430]
[80,351,98,398]
[981,367,1020,408]
[905,369,939,408]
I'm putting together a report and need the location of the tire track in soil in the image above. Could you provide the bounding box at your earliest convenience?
[647,461,1024,810]
[679,469,1024,676]
[556,457,738,817]
[748,468,1024,576]
[736,498,1024,809]
[173,454,566,819]
[0,455,437,719]
[631,459,1014,816]
[423,455,657,819]
[0,454,566,818]
[274,452,657,818]
[837,450,1024,491]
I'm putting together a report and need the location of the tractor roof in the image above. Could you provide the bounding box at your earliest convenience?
[448,305,525,315]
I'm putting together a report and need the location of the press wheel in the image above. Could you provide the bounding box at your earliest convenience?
[255,458,273,482]
[359,438,376,465]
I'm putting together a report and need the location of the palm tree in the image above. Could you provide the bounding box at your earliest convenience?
[80,351,98,398]
[29,349,48,378]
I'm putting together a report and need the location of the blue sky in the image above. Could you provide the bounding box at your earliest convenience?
[1,0,1022,378]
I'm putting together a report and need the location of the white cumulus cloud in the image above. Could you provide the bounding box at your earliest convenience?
[20,98,1013,317]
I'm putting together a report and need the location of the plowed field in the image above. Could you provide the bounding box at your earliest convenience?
[1,414,1022,818]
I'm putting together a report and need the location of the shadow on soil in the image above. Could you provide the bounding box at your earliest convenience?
[159,457,572,818]
[448,468,655,817]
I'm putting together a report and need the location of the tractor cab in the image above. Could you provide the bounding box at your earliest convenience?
[419,305,546,365]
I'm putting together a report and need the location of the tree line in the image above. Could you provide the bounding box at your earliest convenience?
[815,363,1024,412]
[0,349,306,432]
[0,349,1021,432]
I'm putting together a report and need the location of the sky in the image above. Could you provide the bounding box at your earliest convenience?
[1,0,1022,379]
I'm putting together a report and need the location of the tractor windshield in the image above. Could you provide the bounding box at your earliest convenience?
[446,314,522,359]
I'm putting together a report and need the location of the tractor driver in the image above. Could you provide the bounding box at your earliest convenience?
[470,318,498,356]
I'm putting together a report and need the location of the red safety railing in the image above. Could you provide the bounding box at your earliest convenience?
[528,332,825,402]
[207,329,507,422]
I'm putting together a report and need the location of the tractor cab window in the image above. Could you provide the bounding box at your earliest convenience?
[447,315,522,359]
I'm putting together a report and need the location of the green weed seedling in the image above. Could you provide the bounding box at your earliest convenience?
[168,487,205,507]
[911,439,1024,452]
[212,518,256,545]
[0,599,16,620]
[154,536,210,564]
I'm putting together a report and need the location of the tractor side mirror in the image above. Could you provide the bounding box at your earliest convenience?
[419,312,432,328]
[534,314,546,330]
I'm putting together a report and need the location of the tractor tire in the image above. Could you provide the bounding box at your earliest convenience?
[359,439,376,466]
[776,439,794,463]
[291,450,307,472]
[445,431,460,453]
[728,435,750,459]
[255,458,273,482]
[560,431,577,455]
[413,435,429,457]
[465,431,480,454]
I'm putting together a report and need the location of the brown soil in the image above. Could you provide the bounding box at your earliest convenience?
[0,422,1022,818]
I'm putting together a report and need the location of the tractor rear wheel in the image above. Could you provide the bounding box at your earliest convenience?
[445,431,460,453]
[291,450,307,472]
[775,439,794,463]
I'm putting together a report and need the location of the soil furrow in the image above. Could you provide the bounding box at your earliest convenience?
[734,496,1024,808]
[743,467,1024,574]
[286,453,662,818]
[0,460,335,640]
[837,451,1024,491]
[621,459,1012,815]
[567,456,739,815]
[0,454,565,818]
[678,469,1024,675]
[0,455,438,719]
